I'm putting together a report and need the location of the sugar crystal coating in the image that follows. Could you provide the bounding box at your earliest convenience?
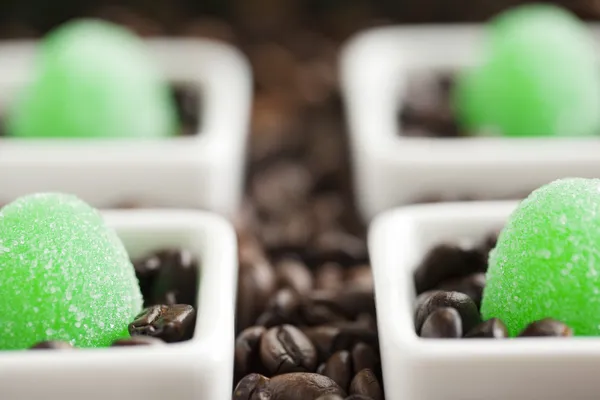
[481,178,600,336]
[6,19,177,139]
[453,4,600,137]
[0,193,142,349]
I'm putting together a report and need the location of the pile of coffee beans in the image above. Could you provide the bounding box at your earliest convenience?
[413,236,574,338]
[30,248,199,349]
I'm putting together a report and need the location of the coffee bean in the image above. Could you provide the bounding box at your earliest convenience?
[256,288,301,327]
[317,362,327,375]
[260,325,318,374]
[151,249,199,307]
[465,318,508,339]
[351,343,378,373]
[323,287,376,319]
[345,265,373,291]
[262,373,347,400]
[420,307,463,338]
[300,293,347,326]
[233,373,270,400]
[275,257,313,295]
[436,273,486,308]
[303,325,341,362]
[111,336,165,346]
[349,369,382,400]
[30,340,74,349]
[260,210,314,252]
[236,326,267,379]
[519,318,574,337]
[129,304,196,343]
[315,395,344,400]
[414,244,487,294]
[323,350,353,392]
[132,252,163,305]
[237,258,276,332]
[310,231,368,266]
[414,291,480,334]
[315,262,345,292]
[171,83,200,135]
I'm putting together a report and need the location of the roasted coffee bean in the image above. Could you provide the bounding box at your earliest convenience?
[420,307,462,338]
[133,252,163,305]
[235,326,267,379]
[261,373,347,400]
[317,287,376,319]
[436,272,486,308]
[260,325,318,374]
[414,291,480,334]
[323,350,353,392]
[171,83,201,135]
[303,325,341,362]
[315,395,344,400]
[349,369,382,400]
[150,249,199,307]
[519,318,573,337]
[260,210,314,252]
[300,294,347,326]
[129,304,196,342]
[275,257,313,295]
[233,373,270,400]
[111,336,165,346]
[317,362,327,375]
[310,231,368,266]
[345,265,373,291]
[237,258,276,331]
[351,343,378,373]
[465,318,508,339]
[256,288,301,327]
[315,262,345,292]
[30,341,74,349]
[414,244,487,294]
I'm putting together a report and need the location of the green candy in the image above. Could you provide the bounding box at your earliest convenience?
[453,4,600,137]
[0,193,142,349]
[482,178,600,336]
[7,19,177,139]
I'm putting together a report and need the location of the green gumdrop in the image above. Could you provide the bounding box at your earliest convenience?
[481,178,600,336]
[0,193,142,349]
[6,19,177,139]
[454,4,600,137]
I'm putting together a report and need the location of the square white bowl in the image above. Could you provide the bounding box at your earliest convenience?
[369,200,600,400]
[0,209,238,400]
[341,25,600,222]
[0,38,252,217]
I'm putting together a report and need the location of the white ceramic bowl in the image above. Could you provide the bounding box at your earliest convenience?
[0,39,252,217]
[341,25,600,222]
[0,209,238,400]
[369,200,600,400]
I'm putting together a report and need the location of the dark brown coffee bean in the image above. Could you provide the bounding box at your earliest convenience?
[323,350,353,392]
[260,325,317,374]
[133,252,163,305]
[237,258,276,331]
[415,291,480,334]
[260,210,314,252]
[345,265,373,291]
[351,343,378,373]
[233,373,270,400]
[236,326,267,379]
[275,257,313,295]
[316,288,376,319]
[30,341,74,349]
[420,307,462,338]
[315,395,344,400]
[171,83,201,135]
[414,244,487,294]
[332,327,379,354]
[310,231,368,266]
[519,318,573,337]
[111,336,165,346]
[262,373,347,400]
[300,294,348,326]
[315,262,345,292]
[436,273,486,308]
[256,288,301,327]
[317,362,327,375]
[303,325,341,362]
[349,369,382,400]
[150,249,199,307]
[464,318,507,339]
[129,304,196,342]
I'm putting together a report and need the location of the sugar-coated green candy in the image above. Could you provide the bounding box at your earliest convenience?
[481,178,600,336]
[453,4,600,137]
[7,19,177,139]
[0,193,142,349]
